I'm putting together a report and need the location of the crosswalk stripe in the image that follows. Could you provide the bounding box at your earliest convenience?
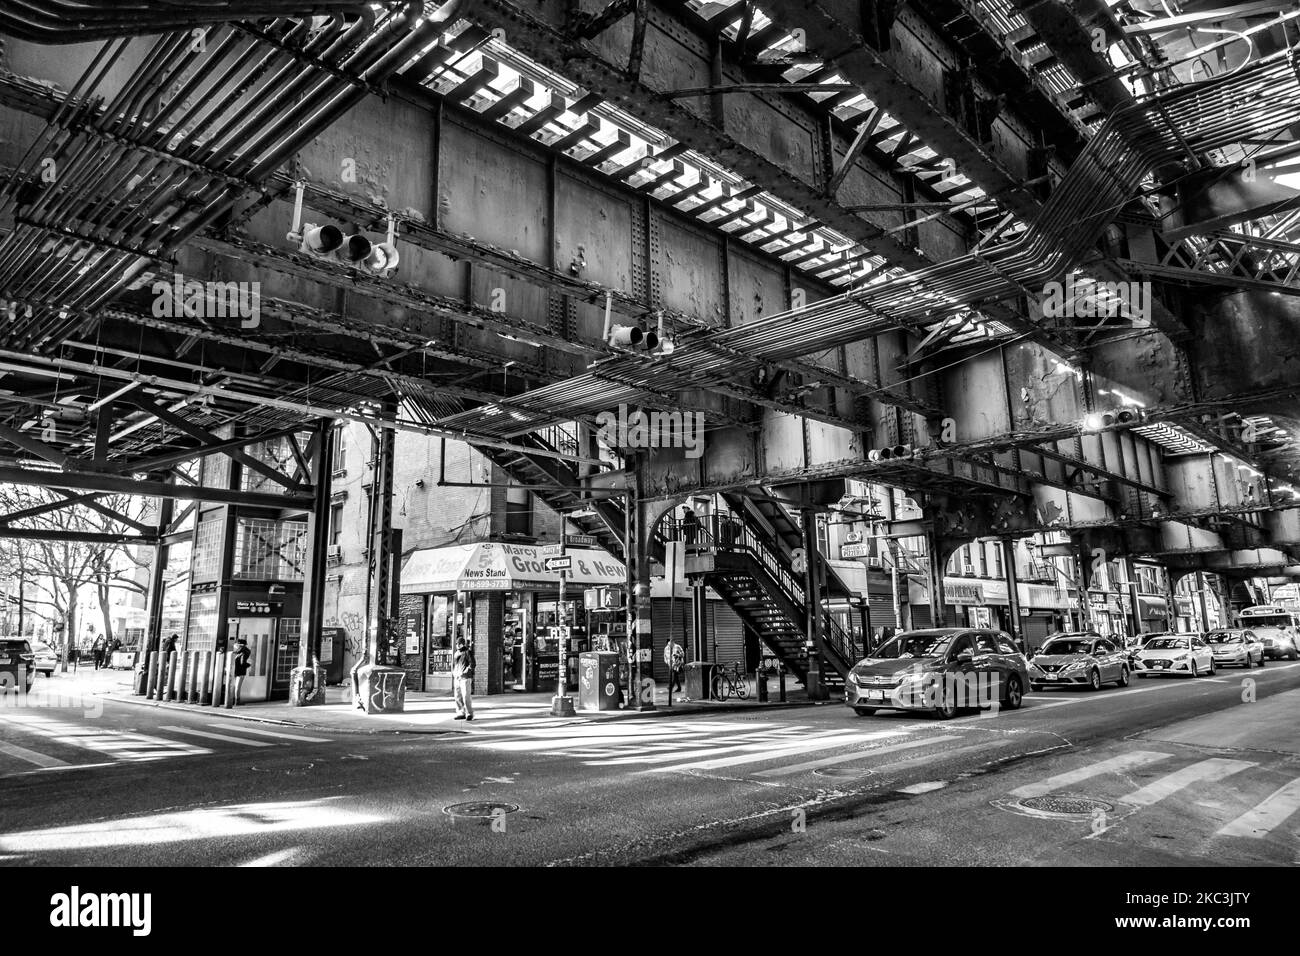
[159,726,274,747]
[1009,751,1173,799]
[636,731,903,774]
[592,730,869,767]
[1121,758,1256,807]
[207,724,330,743]
[0,739,68,769]
[755,735,963,778]
[2,713,210,760]
[1217,777,1300,838]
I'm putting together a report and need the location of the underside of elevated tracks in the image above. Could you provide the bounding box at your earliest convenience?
[5,0,1300,706]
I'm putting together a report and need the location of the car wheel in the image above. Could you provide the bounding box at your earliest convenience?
[1190,661,1199,678]
[1208,660,1216,676]
[852,707,876,717]
[1291,649,1299,661]
[934,689,959,720]
[1088,668,1102,691]
[1258,654,1266,667]
[1004,675,1023,710]
[1117,666,1130,687]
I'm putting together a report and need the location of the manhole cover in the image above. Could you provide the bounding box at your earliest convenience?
[442,801,519,819]
[813,766,873,779]
[1018,795,1113,817]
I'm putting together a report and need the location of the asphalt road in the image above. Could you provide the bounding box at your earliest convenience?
[2,661,1298,866]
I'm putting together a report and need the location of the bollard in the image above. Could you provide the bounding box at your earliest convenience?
[213,652,226,707]
[224,655,235,710]
[778,666,786,703]
[186,651,199,703]
[199,651,213,705]
[176,651,191,703]
[166,650,180,701]
[756,666,768,702]
[141,651,156,697]
[148,651,163,700]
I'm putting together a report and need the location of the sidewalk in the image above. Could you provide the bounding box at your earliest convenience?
[88,669,820,735]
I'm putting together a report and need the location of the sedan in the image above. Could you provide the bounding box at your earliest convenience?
[1029,634,1130,691]
[1253,626,1300,661]
[31,640,59,677]
[1133,635,1215,678]
[1205,629,1265,668]
[846,628,1029,719]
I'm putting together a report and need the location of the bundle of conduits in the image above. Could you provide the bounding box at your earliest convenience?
[0,2,466,353]
[426,45,1300,439]
[0,1,376,44]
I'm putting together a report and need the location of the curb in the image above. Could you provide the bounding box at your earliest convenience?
[98,690,823,734]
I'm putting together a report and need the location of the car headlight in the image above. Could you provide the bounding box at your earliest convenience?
[1174,654,1188,661]
[1062,660,1087,671]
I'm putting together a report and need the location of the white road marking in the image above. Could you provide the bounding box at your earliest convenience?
[1121,758,1256,807]
[239,847,303,867]
[0,739,68,769]
[638,731,901,774]
[1009,751,1174,799]
[209,724,330,743]
[1,713,211,761]
[755,735,963,778]
[1217,777,1300,838]
[160,725,274,747]
[898,781,948,794]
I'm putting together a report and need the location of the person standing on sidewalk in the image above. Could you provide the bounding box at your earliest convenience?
[452,637,475,721]
[92,634,106,670]
[664,637,685,696]
[231,635,251,706]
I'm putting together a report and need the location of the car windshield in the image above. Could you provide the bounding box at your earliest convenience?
[1207,633,1241,644]
[1145,638,1188,650]
[1042,639,1091,655]
[873,632,956,660]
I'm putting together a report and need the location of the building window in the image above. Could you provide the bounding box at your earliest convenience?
[191,517,224,582]
[977,542,987,577]
[332,425,347,474]
[815,514,830,556]
[962,544,973,574]
[233,517,307,581]
[505,483,531,537]
[330,503,344,545]
[993,542,1003,579]
[185,591,219,653]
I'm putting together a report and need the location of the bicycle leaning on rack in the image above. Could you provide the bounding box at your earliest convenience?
[710,660,749,700]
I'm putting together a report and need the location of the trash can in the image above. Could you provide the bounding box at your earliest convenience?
[577,651,620,711]
[685,660,713,700]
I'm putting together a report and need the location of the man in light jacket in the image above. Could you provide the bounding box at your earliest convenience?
[453,637,475,721]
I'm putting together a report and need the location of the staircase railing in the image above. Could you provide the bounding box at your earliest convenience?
[669,506,860,673]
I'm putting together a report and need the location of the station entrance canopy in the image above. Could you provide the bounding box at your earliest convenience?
[400,543,625,594]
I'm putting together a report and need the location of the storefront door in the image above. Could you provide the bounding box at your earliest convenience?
[233,617,275,703]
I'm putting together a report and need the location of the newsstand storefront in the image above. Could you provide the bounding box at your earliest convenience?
[398,542,626,695]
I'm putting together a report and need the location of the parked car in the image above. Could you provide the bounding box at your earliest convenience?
[846,628,1029,719]
[1133,634,1215,678]
[1252,626,1300,661]
[1126,631,1174,666]
[31,640,58,677]
[1205,629,1265,668]
[0,638,36,693]
[1028,633,1130,690]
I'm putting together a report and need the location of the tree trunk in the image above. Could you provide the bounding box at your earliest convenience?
[98,580,115,644]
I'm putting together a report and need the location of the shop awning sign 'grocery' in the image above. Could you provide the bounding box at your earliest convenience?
[400,542,625,594]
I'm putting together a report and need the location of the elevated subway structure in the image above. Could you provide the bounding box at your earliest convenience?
[2,1,1300,706]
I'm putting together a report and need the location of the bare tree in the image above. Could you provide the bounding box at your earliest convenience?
[0,484,154,655]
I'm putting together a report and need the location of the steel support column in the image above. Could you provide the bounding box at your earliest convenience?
[141,482,175,696]
[1003,538,1024,651]
[293,418,333,706]
[369,414,397,666]
[802,506,827,700]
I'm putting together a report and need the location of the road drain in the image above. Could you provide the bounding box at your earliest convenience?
[813,767,873,779]
[443,801,520,819]
[1017,795,1113,817]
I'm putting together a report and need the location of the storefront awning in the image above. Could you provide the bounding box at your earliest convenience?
[400,542,625,594]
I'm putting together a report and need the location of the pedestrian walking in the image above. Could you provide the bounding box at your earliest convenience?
[452,636,475,721]
[92,634,106,670]
[230,634,251,706]
[664,636,685,694]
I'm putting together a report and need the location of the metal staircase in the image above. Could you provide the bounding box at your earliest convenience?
[674,496,861,692]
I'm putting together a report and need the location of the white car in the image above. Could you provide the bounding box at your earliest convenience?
[1252,626,1300,661]
[31,641,59,677]
[1134,635,1215,678]
[1206,629,1264,668]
